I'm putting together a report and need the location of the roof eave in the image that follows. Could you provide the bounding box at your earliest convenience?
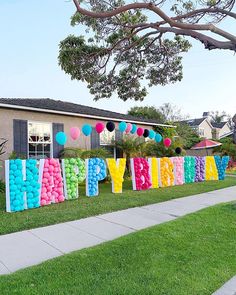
[0,103,176,128]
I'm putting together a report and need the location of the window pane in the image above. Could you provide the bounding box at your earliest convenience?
[36,144,43,152]
[28,121,52,159]
[29,143,36,152]
[44,144,50,152]
[100,130,115,145]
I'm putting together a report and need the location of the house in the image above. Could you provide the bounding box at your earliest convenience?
[178,117,213,139]
[178,112,232,140]
[0,98,174,162]
[211,121,233,139]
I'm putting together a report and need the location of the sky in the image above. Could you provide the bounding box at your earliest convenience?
[0,0,235,119]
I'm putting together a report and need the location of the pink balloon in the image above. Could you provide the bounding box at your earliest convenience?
[137,127,144,137]
[125,123,132,134]
[95,122,105,134]
[163,138,172,147]
[70,127,80,140]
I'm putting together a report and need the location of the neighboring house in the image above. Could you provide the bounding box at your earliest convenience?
[211,121,233,139]
[178,117,213,139]
[178,113,232,140]
[0,98,174,162]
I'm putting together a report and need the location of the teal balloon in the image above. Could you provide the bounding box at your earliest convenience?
[149,130,155,139]
[130,124,137,134]
[119,121,127,132]
[56,132,67,145]
[155,133,162,143]
[82,124,92,136]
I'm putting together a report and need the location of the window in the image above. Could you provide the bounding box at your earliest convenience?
[28,122,52,159]
[100,129,115,145]
[199,128,205,137]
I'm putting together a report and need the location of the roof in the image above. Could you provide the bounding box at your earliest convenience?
[178,118,206,127]
[220,130,233,139]
[211,121,228,129]
[0,98,175,127]
[191,139,222,150]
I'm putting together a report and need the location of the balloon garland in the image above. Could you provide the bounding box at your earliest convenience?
[55,120,174,148]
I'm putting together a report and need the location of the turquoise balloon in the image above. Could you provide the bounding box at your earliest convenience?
[149,130,155,139]
[82,124,92,136]
[119,121,127,132]
[155,133,162,143]
[130,124,137,134]
[56,132,67,145]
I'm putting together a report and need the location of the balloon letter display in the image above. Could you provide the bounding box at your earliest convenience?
[184,156,196,183]
[195,157,205,182]
[106,158,126,193]
[159,157,174,187]
[5,159,40,212]
[39,158,65,206]
[148,158,159,188]
[86,158,107,197]
[130,158,152,191]
[214,155,229,180]
[62,158,86,200]
[205,156,218,180]
[171,157,184,185]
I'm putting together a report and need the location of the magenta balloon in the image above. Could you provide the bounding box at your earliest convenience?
[125,123,132,134]
[70,127,80,140]
[163,138,172,147]
[137,127,144,137]
[95,122,105,134]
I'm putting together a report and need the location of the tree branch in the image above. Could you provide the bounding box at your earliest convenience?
[72,0,236,49]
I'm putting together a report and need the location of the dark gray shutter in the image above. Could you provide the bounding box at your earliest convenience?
[115,129,123,158]
[115,129,123,142]
[53,123,64,158]
[91,127,100,149]
[13,119,28,158]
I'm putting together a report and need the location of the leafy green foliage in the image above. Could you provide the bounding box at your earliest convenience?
[59,6,191,101]
[0,181,5,194]
[128,106,165,123]
[9,151,27,160]
[175,123,200,149]
[59,147,111,160]
[214,137,236,160]
[0,138,7,157]
[115,137,145,173]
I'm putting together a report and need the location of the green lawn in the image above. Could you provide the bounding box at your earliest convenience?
[226,170,236,175]
[0,177,235,236]
[0,203,236,294]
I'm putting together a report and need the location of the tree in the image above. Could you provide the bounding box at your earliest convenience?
[115,137,145,173]
[58,0,236,101]
[175,123,200,149]
[210,111,230,123]
[128,106,165,123]
[159,103,188,122]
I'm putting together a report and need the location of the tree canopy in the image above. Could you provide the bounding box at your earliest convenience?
[58,0,236,101]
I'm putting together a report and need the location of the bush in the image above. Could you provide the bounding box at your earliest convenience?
[0,180,5,194]
[9,151,26,159]
[59,148,83,159]
[59,147,111,160]
[143,140,185,158]
[213,138,236,161]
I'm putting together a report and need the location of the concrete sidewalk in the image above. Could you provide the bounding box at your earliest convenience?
[213,276,236,295]
[0,185,236,276]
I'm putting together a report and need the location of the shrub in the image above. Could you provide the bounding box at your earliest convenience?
[0,180,5,194]
[9,151,26,159]
[0,138,7,157]
[59,147,111,160]
[59,148,83,159]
